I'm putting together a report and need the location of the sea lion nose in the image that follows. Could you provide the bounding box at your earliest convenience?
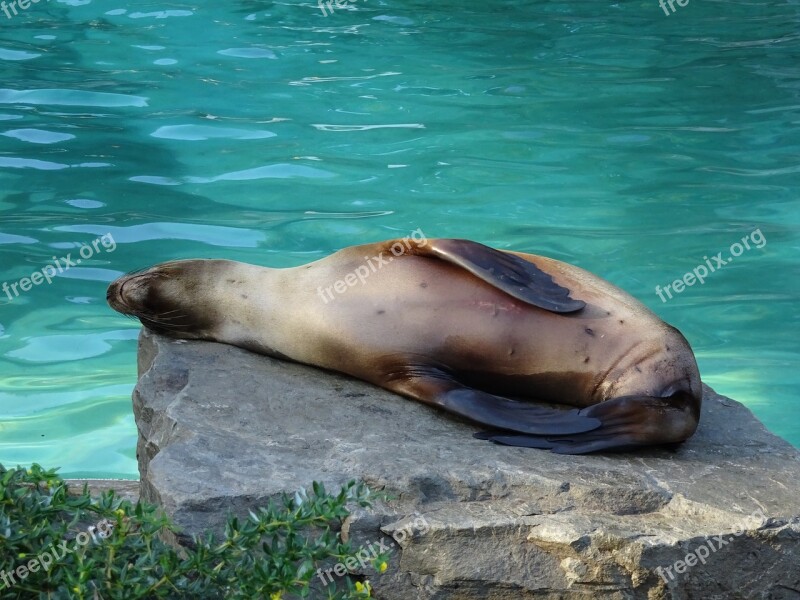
[107,275,141,311]
[106,278,123,307]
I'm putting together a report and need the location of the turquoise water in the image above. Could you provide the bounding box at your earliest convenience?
[0,1,798,479]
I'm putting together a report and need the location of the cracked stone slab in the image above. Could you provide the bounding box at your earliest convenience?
[133,329,800,599]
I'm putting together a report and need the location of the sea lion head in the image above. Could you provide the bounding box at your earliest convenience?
[599,324,703,442]
[107,259,226,339]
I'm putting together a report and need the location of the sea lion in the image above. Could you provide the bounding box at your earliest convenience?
[107,237,702,454]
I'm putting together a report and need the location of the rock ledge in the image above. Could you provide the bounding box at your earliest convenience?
[133,330,800,599]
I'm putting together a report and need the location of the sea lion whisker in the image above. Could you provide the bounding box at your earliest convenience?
[140,318,193,332]
[144,313,190,325]
[152,315,191,325]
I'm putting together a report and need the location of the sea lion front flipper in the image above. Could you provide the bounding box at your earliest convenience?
[389,369,601,436]
[440,388,601,435]
[413,238,586,313]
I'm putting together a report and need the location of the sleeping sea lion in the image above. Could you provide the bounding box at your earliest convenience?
[107,237,701,454]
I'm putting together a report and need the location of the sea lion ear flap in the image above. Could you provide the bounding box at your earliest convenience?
[414,238,586,313]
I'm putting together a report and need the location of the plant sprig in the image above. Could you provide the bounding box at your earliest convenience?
[0,464,384,599]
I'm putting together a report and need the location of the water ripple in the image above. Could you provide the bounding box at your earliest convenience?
[290,72,401,86]
[218,48,277,59]
[186,164,335,183]
[0,157,110,170]
[0,233,38,244]
[151,125,276,141]
[6,330,139,363]
[2,128,76,144]
[0,89,148,107]
[0,48,40,61]
[311,123,425,131]
[57,223,267,248]
[128,10,194,19]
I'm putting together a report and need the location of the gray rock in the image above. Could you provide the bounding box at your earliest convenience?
[133,329,800,599]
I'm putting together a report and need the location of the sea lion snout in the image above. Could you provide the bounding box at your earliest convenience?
[107,272,152,314]
[108,264,178,316]
[107,260,221,337]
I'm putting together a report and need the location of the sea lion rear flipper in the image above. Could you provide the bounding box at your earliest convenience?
[475,394,698,454]
[412,238,585,313]
[475,431,643,454]
[473,430,560,450]
[391,371,601,436]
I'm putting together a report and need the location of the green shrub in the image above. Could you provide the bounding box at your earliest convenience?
[0,464,388,599]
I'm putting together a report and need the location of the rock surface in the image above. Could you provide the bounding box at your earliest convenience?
[133,329,800,599]
[66,479,139,504]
